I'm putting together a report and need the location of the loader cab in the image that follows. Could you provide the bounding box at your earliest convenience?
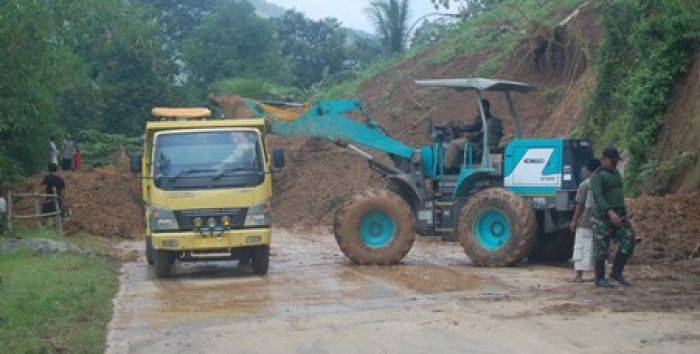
[415,78,535,199]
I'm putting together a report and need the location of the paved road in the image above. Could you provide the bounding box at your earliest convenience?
[107,230,700,354]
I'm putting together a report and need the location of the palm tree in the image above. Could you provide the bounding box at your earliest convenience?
[365,0,411,56]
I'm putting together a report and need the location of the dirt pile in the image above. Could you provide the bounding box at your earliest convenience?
[628,193,700,262]
[15,163,144,238]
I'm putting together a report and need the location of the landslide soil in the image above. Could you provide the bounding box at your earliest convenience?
[14,163,144,239]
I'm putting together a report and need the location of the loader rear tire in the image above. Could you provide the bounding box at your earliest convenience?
[457,188,536,266]
[334,189,415,265]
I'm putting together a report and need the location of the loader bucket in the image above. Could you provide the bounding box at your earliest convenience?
[263,99,415,159]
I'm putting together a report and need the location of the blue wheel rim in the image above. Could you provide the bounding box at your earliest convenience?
[360,210,396,249]
[473,209,511,250]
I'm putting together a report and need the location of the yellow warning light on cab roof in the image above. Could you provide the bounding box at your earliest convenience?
[151,107,212,119]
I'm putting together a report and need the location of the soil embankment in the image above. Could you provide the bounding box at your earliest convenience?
[15,163,143,239]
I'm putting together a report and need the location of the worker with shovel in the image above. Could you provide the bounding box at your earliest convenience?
[591,147,635,288]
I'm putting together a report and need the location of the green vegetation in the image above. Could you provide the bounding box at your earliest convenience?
[581,0,700,194]
[0,0,383,183]
[183,0,289,91]
[0,230,118,353]
[75,130,142,168]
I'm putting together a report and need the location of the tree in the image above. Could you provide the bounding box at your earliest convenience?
[136,0,218,58]
[366,0,411,56]
[0,0,181,178]
[183,0,289,90]
[274,10,352,89]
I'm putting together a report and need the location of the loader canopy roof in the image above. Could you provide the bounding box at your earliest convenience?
[414,78,534,93]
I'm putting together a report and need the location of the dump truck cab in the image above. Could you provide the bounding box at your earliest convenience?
[133,108,284,277]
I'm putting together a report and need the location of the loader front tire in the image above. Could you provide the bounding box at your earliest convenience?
[457,188,536,266]
[334,189,415,265]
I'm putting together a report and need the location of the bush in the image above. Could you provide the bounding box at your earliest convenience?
[582,0,700,195]
[74,130,141,166]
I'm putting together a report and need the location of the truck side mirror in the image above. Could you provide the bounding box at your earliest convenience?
[130,152,142,173]
[272,148,285,170]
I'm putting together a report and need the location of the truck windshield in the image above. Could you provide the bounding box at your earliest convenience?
[153,130,264,190]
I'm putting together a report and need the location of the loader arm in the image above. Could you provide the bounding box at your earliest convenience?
[265,99,415,160]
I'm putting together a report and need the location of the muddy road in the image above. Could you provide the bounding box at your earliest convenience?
[107,230,700,353]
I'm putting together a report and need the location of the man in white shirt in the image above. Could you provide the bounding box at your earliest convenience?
[569,159,601,282]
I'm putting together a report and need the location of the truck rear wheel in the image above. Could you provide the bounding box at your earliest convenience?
[154,250,174,278]
[334,189,415,265]
[251,246,270,275]
[457,188,536,266]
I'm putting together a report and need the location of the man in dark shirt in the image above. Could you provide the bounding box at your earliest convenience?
[590,147,635,288]
[444,99,504,170]
[41,163,66,214]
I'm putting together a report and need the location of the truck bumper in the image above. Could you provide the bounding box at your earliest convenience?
[151,228,271,251]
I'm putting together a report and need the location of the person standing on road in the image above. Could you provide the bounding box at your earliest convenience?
[591,147,635,288]
[49,136,59,166]
[60,134,76,171]
[569,158,601,282]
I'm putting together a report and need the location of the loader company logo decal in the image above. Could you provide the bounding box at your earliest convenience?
[504,148,560,187]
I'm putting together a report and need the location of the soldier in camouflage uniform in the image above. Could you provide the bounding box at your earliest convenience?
[590,147,635,287]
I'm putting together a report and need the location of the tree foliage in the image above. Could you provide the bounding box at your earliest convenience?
[1,0,386,182]
[183,0,289,89]
[0,0,178,181]
[366,0,412,56]
[274,10,351,89]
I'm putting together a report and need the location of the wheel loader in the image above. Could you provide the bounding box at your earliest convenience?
[265,78,593,266]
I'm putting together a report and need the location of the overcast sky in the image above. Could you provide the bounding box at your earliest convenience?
[267,0,444,32]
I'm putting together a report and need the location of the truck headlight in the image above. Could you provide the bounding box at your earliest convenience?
[245,201,271,227]
[148,205,179,231]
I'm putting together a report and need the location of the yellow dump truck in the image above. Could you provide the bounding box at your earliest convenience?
[131,107,284,277]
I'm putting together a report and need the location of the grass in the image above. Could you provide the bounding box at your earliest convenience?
[0,228,118,353]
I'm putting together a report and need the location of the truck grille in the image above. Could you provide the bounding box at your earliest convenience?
[174,208,248,231]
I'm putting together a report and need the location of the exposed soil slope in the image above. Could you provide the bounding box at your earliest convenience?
[645,55,700,194]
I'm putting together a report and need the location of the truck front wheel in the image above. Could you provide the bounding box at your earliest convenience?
[146,237,155,265]
[251,246,270,275]
[457,188,536,266]
[154,250,174,278]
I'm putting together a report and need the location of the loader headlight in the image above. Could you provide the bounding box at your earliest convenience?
[148,205,179,231]
[245,200,271,227]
